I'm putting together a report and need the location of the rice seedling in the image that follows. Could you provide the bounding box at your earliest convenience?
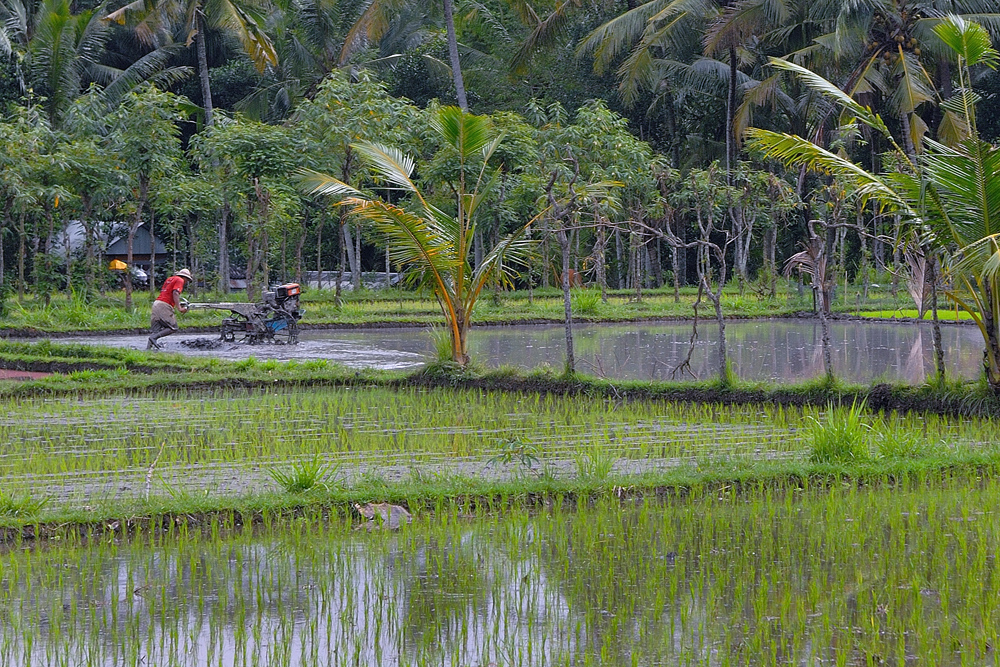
[0,385,994,508]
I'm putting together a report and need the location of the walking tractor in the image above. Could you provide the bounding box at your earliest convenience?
[185,283,304,344]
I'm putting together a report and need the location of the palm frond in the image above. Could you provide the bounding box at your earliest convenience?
[337,0,409,65]
[891,48,935,115]
[932,14,1000,68]
[217,0,277,71]
[350,199,458,303]
[949,234,1000,283]
[766,56,895,143]
[469,213,543,307]
[921,137,1000,242]
[745,128,910,212]
[296,168,364,200]
[576,0,678,75]
[350,140,419,194]
[431,106,493,159]
[508,0,576,75]
[99,43,184,110]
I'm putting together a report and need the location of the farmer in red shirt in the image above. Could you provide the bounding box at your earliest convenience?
[148,268,192,349]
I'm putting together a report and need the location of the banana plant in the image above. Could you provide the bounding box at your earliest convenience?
[747,15,1000,392]
[299,106,540,366]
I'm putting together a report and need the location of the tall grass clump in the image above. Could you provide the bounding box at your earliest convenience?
[808,401,871,463]
[427,325,453,364]
[0,490,48,517]
[268,457,340,493]
[571,289,601,315]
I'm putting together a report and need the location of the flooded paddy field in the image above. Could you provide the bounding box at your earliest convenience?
[3,479,999,666]
[64,319,985,384]
[0,386,996,506]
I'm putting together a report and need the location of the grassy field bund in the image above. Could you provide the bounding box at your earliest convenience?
[0,282,973,334]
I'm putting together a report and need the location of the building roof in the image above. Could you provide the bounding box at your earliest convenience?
[106,225,167,256]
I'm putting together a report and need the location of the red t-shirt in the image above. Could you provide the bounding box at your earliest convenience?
[156,275,186,305]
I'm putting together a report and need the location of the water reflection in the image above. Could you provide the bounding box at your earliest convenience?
[468,319,984,383]
[3,484,995,666]
[65,319,984,383]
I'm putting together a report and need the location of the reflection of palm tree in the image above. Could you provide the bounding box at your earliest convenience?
[903,328,927,384]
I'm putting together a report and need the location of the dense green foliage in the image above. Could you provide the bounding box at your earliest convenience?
[1,0,998,383]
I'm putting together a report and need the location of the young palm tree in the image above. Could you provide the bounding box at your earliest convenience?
[299,106,538,366]
[747,16,1000,392]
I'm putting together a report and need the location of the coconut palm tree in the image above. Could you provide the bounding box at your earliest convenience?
[339,0,469,110]
[0,0,187,125]
[105,0,277,127]
[747,16,1000,392]
[299,106,538,365]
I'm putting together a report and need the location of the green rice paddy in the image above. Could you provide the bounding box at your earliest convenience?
[1,387,997,504]
[3,385,1000,665]
[1,476,998,666]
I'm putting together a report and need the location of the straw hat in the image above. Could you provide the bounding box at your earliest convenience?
[175,268,193,281]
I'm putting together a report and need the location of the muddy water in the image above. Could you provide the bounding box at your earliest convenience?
[68,319,984,383]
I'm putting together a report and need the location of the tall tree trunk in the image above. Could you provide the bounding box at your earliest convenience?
[280,228,287,282]
[815,273,833,381]
[316,216,323,290]
[385,245,391,289]
[0,217,5,290]
[354,221,362,290]
[615,228,625,289]
[186,217,197,297]
[125,221,137,310]
[442,0,468,111]
[558,225,574,374]
[664,87,681,169]
[763,225,777,298]
[335,216,346,306]
[343,219,359,289]
[671,231,681,303]
[541,222,549,288]
[630,225,642,302]
[148,209,156,292]
[195,12,214,128]
[218,202,230,293]
[125,182,148,310]
[594,213,607,303]
[17,211,25,299]
[295,227,305,284]
[726,45,738,183]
